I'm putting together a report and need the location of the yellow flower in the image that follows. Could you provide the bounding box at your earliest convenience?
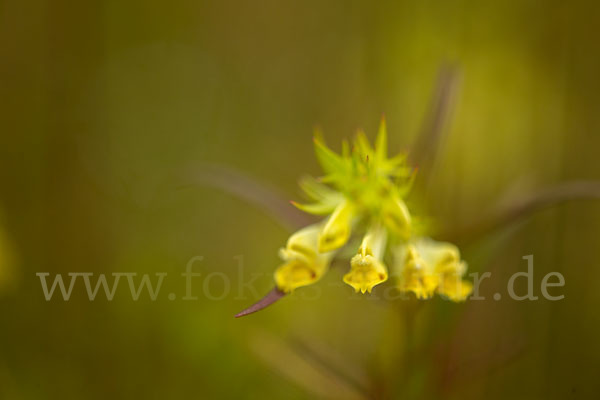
[382,196,411,239]
[343,225,388,293]
[275,224,335,293]
[395,244,439,299]
[318,200,354,253]
[394,238,472,301]
[436,259,473,302]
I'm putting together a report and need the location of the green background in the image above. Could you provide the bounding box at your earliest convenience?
[1,0,599,398]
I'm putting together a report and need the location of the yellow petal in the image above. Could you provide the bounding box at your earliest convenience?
[416,239,461,274]
[275,223,334,293]
[344,254,388,294]
[278,224,321,263]
[399,272,439,299]
[399,253,439,298]
[437,274,473,302]
[318,200,353,253]
[275,258,325,293]
[358,224,387,258]
[382,197,411,238]
[395,244,438,299]
[419,240,471,301]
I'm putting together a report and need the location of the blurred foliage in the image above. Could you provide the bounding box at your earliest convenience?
[0,223,17,292]
[1,0,599,399]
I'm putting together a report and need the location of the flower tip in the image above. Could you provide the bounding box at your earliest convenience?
[312,127,325,142]
[378,115,387,130]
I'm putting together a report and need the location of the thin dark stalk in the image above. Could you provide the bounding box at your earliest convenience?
[410,64,461,178]
[442,180,600,244]
[290,337,372,398]
[180,163,313,231]
[235,287,286,318]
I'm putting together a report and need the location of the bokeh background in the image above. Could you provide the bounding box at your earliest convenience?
[1,0,600,399]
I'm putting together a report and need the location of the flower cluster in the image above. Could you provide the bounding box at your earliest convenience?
[274,119,472,301]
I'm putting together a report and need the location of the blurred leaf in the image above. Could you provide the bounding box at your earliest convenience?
[290,334,372,395]
[248,329,370,400]
[181,163,313,231]
[410,64,461,180]
[443,180,600,244]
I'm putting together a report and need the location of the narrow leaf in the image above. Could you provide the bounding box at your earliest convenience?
[313,134,346,176]
[291,201,340,215]
[375,115,388,163]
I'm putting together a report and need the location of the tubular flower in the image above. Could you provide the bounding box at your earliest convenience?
[318,200,354,253]
[393,238,473,301]
[275,224,335,293]
[239,117,473,317]
[382,195,412,239]
[344,225,388,293]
